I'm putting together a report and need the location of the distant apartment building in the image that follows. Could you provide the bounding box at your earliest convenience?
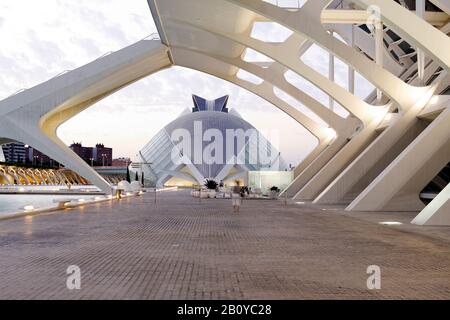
[26,147,59,167]
[1,143,59,167]
[70,143,94,165]
[1,143,26,163]
[1,141,113,167]
[69,142,113,166]
[112,157,131,167]
[93,143,113,167]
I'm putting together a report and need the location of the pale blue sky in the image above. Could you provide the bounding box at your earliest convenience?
[0,0,374,166]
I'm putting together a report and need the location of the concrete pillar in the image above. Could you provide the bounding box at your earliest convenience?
[348,107,450,212]
[282,137,348,197]
[293,117,382,201]
[412,183,450,225]
[314,114,428,205]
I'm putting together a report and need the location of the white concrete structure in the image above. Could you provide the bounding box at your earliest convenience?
[0,0,449,225]
[131,94,288,187]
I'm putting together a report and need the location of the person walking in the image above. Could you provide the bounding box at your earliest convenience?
[231,181,242,213]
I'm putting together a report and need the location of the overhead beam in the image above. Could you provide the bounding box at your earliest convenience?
[429,0,450,16]
[255,9,449,26]
[0,40,172,194]
[320,10,449,26]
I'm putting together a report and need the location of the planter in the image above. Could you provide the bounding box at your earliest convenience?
[269,190,279,199]
[191,190,199,198]
[207,190,216,198]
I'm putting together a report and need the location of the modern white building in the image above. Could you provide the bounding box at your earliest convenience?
[0,0,448,225]
[130,95,287,187]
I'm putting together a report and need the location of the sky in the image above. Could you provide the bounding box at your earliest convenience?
[0,0,374,167]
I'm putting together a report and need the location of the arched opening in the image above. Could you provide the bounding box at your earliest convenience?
[57,66,320,187]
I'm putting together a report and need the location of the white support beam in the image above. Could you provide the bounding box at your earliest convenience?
[353,0,450,71]
[348,25,355,95]
[348,107,450,212]
[375,21,384,103]
[429,0,450,15]
[320,9,449,27]
[416,0,426,86]
[0,0,448,223]
[329,31,335,111]
[412,183,450,225]
[169,47,334,179]
[315,64,446,206]
[224,0,429,112]
[0,40,172,194]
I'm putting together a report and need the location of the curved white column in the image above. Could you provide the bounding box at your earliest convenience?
[430,0,450,15]
[0,0,447,222]
[170,47,358,187]
[315,63,446,205]
[293,113,386,201]
[353,0,450,70]
[170,46,330,155]
[167,17,377,122]
[0,40,172,194]
[165,25,353,132]
[221,0,448,206]
[171,48,325,136]
[218,0,442,202]
[223,0,430,110]
[412,182,450,225]
[163,16,382,197]
[348,106,450,212]
[329,24,403,76]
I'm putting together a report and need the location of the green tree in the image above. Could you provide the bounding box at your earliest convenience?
[126,166,131,183]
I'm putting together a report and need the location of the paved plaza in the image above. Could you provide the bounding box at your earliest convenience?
[0,190,450,299]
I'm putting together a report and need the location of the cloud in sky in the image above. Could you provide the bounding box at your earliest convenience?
[0,0,374,166]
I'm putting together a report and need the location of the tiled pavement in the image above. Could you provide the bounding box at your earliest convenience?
[0,189,450,299]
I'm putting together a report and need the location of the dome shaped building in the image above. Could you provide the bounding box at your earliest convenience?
[131,95,287,187]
